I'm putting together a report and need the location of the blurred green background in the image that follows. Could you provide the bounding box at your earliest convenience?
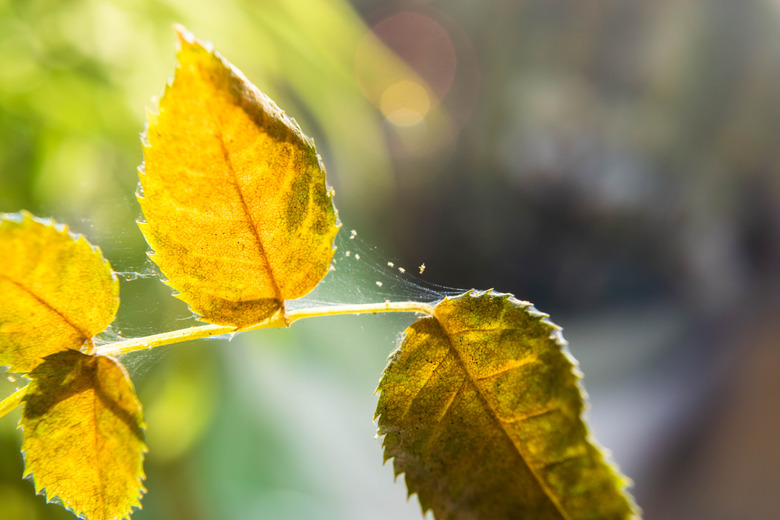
[3,1,780,519]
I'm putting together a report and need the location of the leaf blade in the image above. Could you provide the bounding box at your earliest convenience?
[0,212,119,373]
[139,27,339,327]
[21,350,146,520]
[376,290,639,520]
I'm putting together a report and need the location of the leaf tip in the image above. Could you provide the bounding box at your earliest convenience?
[173,24,215,60]
[173,23,194,47]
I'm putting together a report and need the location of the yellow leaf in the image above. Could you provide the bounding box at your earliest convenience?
[21,350,146,520]
[0,212,119,374]
[376,290,640,520]
[139,26,339,328]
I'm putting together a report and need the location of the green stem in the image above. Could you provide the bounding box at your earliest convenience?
[0,386,27,420]
[96,323,241,358]
[287,301,434,323]
[95,300,434,358]
[0,300,434,421]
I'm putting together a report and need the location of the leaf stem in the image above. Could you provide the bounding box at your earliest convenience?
[0,385,27,420]
[286,301,435,323]
[96,323,240,358]
[0,301,434,419]
[95,301,434,358]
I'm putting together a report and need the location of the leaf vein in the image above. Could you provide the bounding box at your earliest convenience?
[476,356,541,381]
[91,373,107,519]
[435,377,467,423]
[539,452,584,472]
[215,128,283,304]
[0,274,89,343]
[499,404,560,424]
[399,355,452,422]
[415,379,469,458]
[435,318,574,520]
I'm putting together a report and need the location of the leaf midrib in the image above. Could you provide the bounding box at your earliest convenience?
[0,273,89,342]
[90,365,107,520]
[215,127,283,305]
[435,315,573,520]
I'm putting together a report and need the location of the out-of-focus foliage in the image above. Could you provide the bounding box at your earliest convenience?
[0,0,420,234]
[360,1,780,316]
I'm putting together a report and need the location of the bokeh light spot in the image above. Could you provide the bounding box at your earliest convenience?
[380,80,431,126]
[371,12,457,102]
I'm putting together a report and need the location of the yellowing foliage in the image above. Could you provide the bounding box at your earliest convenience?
[21,351,146,520]
[0,212,119,373]
[376,291,639,520]
[139,26,339,328]
[0,212,146,520]
[0,27,641,520]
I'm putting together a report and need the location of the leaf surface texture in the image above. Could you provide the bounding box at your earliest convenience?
[376,291,639,520]
[0,212,118,373]
[21,350,146,520]
[139,27,339,327]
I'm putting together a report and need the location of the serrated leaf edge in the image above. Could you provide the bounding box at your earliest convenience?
[375,289,640,519]
[19,353,148,520]
[0,211,120,372]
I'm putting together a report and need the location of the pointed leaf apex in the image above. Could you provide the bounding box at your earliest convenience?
[173,24,194,47]
[139,28,338,327]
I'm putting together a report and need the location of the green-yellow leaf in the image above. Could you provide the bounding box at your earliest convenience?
[139,27,339,328]
[0,212,119,374]
[376,290,639,520]
[21,350,146,520]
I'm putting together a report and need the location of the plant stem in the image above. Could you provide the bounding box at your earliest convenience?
[0,386,27,420]
[96,300,434,358]
[287,301,434,324]
[0,301,434,420]
[96,323,241,358]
